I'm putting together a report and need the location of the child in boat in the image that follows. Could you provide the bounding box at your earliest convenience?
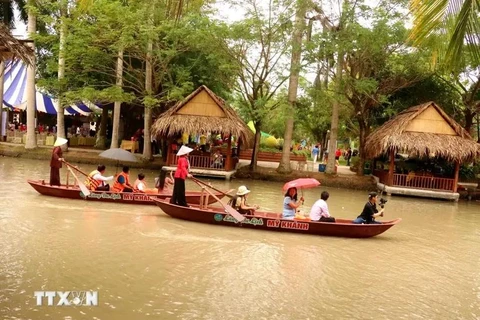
[228,186,259,215]
[134,173,160,194]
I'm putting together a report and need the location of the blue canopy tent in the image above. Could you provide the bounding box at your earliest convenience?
[2,60,102,115]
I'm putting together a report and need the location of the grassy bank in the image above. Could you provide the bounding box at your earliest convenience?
[0,142,377,190]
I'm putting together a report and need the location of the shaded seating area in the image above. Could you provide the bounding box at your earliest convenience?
[152,85,252,172]
[365,102,480,199]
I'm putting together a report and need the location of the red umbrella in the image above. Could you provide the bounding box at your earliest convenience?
[282,178,321,191]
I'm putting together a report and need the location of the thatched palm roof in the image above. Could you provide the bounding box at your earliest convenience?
[152,85,253,145]
[0,24,33,64]
[365,101,480,162]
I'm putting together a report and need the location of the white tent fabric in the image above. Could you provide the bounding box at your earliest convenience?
[2,60,103,115]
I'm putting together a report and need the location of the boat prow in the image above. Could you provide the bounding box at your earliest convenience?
[153,199,401,238]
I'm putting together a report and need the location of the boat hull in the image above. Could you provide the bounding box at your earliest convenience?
[27,180,225,205]
[153,199,401,238]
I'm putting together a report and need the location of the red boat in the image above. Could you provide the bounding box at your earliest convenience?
[27,179,226,205]
[153,199,401,238]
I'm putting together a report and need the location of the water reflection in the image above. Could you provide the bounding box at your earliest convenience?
[0,157,479,319]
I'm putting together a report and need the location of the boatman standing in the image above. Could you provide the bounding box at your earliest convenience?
[50,137,68,186]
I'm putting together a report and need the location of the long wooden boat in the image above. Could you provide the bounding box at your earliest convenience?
[27,179,225,205]
[153,199,401,238]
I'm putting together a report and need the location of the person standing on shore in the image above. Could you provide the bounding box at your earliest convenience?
[50,137,68,186]
[170,145,193,207]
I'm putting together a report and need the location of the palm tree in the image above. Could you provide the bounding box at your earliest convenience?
[409,0,480,69]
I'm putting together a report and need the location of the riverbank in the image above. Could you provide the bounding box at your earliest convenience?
[0,142,377,190]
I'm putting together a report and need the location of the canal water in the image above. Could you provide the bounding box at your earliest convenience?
[0,157,479,320]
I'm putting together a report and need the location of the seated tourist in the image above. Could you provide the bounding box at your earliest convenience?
[111,166,134,193]
[310,191,336,222]
[227,185,259,215]
[85,165,113,191]
[155,170,174,191]
[352,192,384,224]
[211,149,223,168]
[283,187,304,220]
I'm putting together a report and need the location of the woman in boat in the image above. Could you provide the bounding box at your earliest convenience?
[49,138,67,186]
[228,186,259,215]
[283,187,304,220]
[352,191,384,224]
[112,166,134,193]
[156,170,174,191]
[170,145,193,207]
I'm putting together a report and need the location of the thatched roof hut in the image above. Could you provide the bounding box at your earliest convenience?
[151,85,253,144]
[0,24,33,64]
[365,101,480,163]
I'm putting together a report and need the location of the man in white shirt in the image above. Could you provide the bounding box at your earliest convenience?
[86,165,114,191]
[310,191,336,222]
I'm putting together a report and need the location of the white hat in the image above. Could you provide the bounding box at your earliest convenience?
[177,145,193,156]
[54,137,68,147]
[236,185,250,196]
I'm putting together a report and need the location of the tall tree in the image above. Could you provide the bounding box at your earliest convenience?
[222,0,293,171]
[25,0,36,149]
[409,0,480,70]
[277,0,307,173]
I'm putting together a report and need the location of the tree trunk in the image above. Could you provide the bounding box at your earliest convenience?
[464,108,475,135]
[55,3,67,148]
[94,106,108,149]
[143,38,153,160]
[0,61,4,141]
[110,49,124,149]
[249,122,262,171]
[356,117,367,176]
[277,0,306,174]
[25,6,37,149]
[326,50,343,174]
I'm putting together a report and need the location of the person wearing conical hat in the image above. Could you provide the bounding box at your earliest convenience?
[170,145,193,207]
[227,186,259,215]
[50,137,68,186]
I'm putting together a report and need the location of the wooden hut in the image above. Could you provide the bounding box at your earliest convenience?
[0,24,33,64]
[365,102,480,197]
[151,85,252,172]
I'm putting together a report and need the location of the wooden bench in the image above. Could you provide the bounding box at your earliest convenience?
[238,149,307,163]
[120,140,139,153]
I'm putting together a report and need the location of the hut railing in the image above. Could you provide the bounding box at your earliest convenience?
[170,155,225,170]
[392,174,454,191]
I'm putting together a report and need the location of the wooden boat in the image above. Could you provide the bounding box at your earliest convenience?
[27,179,225,205]
[153,199,401,238]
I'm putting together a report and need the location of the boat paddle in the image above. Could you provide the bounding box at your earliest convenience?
[62,160,97,186]
[191,176,235,199]
[65,165,91,197]
[192,179,245,222]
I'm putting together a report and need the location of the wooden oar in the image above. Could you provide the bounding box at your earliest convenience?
[62,160,97,185]
[66,165,91,197]
[191,176,234,199]
[192,179,245,222]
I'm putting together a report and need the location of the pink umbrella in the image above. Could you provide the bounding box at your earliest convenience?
[282,178,321,191]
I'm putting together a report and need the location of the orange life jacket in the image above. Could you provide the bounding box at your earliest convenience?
[85,170,101,191]
[112,172,130,192]
[133,179,147,192]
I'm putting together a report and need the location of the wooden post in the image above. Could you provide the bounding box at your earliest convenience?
[225,134,232,171]
[66,169,70,188]
[388,149,395,186]
[166,142,172,166]
[453,161,460,193]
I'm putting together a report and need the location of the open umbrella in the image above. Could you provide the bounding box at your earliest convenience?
[282,178,320,191]
[99,148,139,172]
